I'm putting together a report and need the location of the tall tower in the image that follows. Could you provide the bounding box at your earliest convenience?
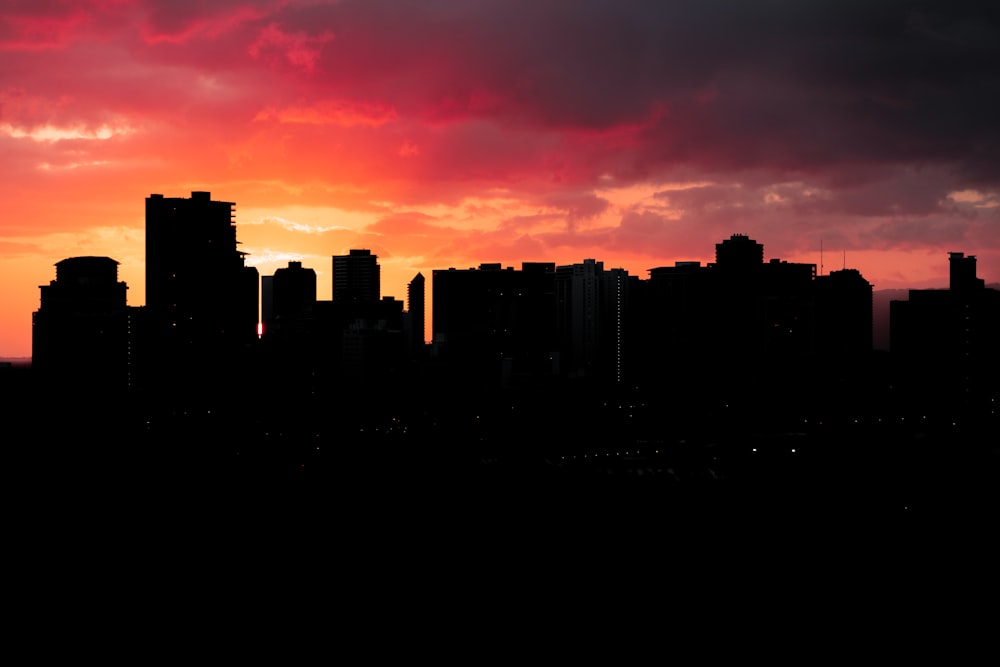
[145,191,259,341]
[332,249,380,303]
[141,191,259,400]
[407,272,425,352]
[555,259,604,381]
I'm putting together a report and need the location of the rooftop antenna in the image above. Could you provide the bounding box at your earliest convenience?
[842,249,846,271]
[820,239,823,276]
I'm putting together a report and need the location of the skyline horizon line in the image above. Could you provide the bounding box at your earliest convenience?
[4,190,998,361]
[6,241,999,365]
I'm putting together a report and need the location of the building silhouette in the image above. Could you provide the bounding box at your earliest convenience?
[258,251,410,397]
[632,235,860,375]
[715,232,764,268]
[328,250,406,384]
[406,272,426,358]
[431,262,559,389]
[32,256,130,397]
[890,252,1000,417]
[813,268,874,358]
[710,236,817,360]
[428,235,877,404]
[137,191,259,402]
[262,260,317,337]
[333,249,380,303]
[36,193,1000,447]
[258,260,321,397]
[19,207,1000,519]
[554,259,630,383]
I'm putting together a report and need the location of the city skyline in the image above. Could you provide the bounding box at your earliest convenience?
[5,206,1000,363]
[3,1,999,359]
[13,186,1000,528]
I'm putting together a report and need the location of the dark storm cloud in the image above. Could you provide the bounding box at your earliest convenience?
[282,0,1000,193]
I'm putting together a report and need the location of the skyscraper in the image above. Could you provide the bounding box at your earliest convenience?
[141,191,259,401]
[555,259,604,381]
[890,251,1000,414]
[407,272,426,355]
[332,249,380,303]
[32,256,130,396]
[264,260,317,334]
[813,267,873,358]
[432,262,557,387]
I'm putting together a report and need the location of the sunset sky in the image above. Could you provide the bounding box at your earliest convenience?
[2,0,998,359]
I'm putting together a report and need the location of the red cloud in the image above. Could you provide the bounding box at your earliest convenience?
[247,22,334,72]
[254,99,397,127]
[140,0,279,45]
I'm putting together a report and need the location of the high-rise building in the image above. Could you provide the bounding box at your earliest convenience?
[32,256,130,396]
[263,260,317,335]
[813,268,873,358]
[432,262,557,387]
[258,261,323,396]
[555,259,604,381]
[602,267,631,385]
[632,260,713,386]
[141,191,259,400]
[890,252,1000,414]
[552,259,631,384]
[407,272,426,355]
[333,249,380,303]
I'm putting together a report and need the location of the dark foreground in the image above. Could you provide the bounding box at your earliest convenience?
[6,370,997,650]
[17,414,1000,535]
[8,408,999,650]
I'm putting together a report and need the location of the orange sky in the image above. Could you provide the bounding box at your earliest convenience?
[3,1,999,359]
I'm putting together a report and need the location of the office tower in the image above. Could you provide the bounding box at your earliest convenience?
[32,256,130,396]
[891,252,1000,413]
[333,249,380,303]
[258,261,321,397]
[632,261,713,387]
[432,262,557,387]
[407,272,425,355]
[602,267,631,384]
[261,274,274,334]
[757,258,817,356]
[551,260,631,384]
[327,249,410,383]
[813,268,873,358]
[264,260,317,335]
[555,259,605,381]
[708,235,818,359]
[142,191,259,400]
[890,253,994,358]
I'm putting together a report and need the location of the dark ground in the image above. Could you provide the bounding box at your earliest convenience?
[5,360,998,601]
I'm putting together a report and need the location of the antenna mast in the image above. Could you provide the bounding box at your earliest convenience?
[820,240,823,276]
